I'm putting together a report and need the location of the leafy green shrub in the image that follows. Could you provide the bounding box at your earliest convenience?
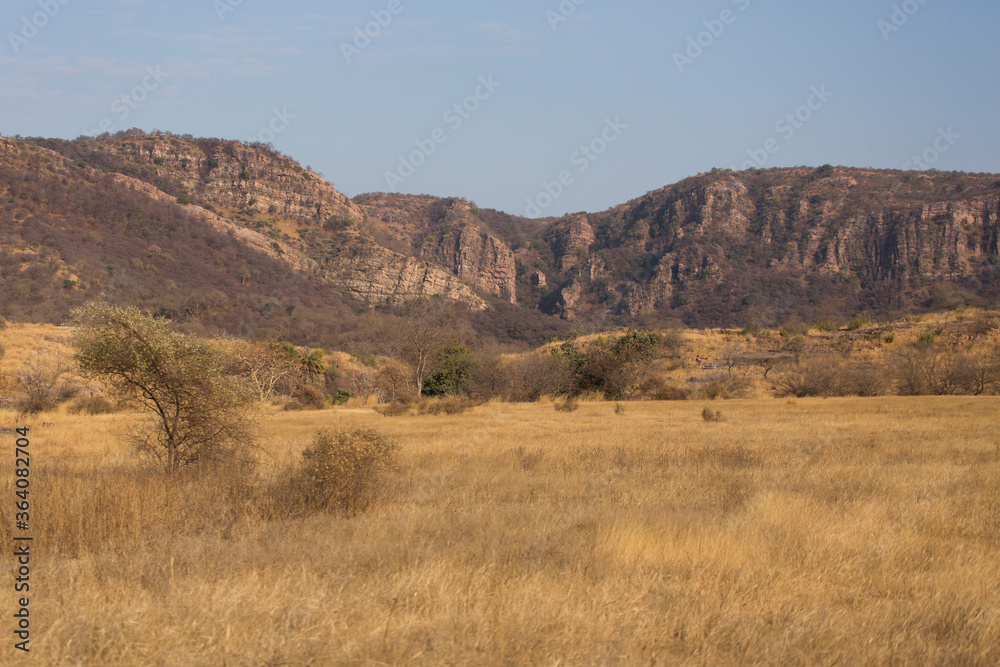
[329,389,356,406]
[916,330,937,347]
[295,429,399,515]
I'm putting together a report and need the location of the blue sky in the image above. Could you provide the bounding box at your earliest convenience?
[2,0,997,217]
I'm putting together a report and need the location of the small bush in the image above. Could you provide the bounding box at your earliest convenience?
[846,317,871,331]
[294,429,399,515]
[68,395,119,415]
[916,330,937,347]
[884,334,896,344]
[639,376,691,400]
[702,407,724,422]
[554,395,579,412]
[417,395,477,416]
[703,381,730,400]
[375,401,411,417]
[329,389,356,406]
[813,320,835,332]
[284,385,327,411]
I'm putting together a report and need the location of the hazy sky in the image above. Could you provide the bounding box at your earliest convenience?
[2,0,997,217]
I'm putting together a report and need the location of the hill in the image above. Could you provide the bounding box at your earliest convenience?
[4,131,1000,344]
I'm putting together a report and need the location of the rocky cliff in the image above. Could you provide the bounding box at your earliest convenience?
[16,134,1000,328]
[524,168,1000,325]
[355,193,518,303]
[31,133,501,311]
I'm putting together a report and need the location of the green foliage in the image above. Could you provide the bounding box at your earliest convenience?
[297,348,326,380]
[323,216,352,232]
[422,344,472,397]
[72,303,258,472]
[297,429,399,515]
[330,389,356,406]
[813,320,835,332]
[240,168,253,180]
[884,334,896,344]
[846,316,871,331]
[560,329,661,400]
[176,194,191,205]
[915,330,937,348]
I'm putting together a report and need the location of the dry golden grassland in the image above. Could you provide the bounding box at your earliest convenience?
[0,395,997,665]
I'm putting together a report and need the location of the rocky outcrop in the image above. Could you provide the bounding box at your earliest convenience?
[330,246,488,310]
[521,167,1000,324]
[420,225,517,303]
[358,194,519,304]
[99,134,362,226]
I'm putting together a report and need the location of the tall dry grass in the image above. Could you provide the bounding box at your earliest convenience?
[0,397,998,664]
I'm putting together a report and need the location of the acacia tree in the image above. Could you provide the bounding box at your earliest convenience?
[72,303,258,472]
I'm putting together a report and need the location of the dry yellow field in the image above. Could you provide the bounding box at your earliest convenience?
[0,397,998,665]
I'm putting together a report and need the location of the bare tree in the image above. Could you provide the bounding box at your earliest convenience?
[227,339,303,401]
[364,299,469,396]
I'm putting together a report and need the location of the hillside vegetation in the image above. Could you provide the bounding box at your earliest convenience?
[2,132,999,346]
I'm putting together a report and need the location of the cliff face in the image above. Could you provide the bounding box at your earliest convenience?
[19,134,1000,327]
[94,135,362,227]
[329,245,489,310]
[34,134,501,311]
[511,168,1000,324]
[356,194,518,303]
